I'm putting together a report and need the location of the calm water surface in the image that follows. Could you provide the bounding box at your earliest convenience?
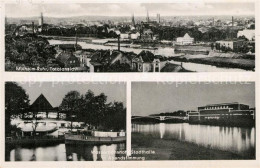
[7,143,126,161]
[132,123,255,155]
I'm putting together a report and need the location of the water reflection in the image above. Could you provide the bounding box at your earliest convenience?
[7,143,126,161]
[132,123,255,155]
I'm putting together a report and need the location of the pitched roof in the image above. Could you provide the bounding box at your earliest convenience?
[137,50,155,62]
[183,33,191,38]
[103,51,121,64]
[57,44,82,51]
[29,94,54,112]
[56,52,77,64]
[161,63,183,72]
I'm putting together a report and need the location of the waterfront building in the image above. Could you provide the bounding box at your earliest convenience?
[188,102,254,121]
[130,32,140,40]
[176,33,194,45]
[237,29,255,41]
[215,40,244,50]
[120,33,130,39]
[11,94,83,137]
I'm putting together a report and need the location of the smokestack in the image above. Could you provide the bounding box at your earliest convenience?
[32,22,34,35]
[147,10,149,22]
[231,16,234,40]
[118,35,120,51]
[212,17,214,26]
[75,28,78,51]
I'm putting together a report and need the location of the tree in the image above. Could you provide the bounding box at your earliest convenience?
[5,82,30,136]
[59,91,81,130]
[211,43,214,50]
[103,102,126,131]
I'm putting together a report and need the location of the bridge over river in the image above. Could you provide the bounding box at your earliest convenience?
[132,115,188,121]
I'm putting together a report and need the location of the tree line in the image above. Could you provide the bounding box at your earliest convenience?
[39,23,241,42]
[59,90,126,131]
[5,34,60,71]
[5,82,126,137]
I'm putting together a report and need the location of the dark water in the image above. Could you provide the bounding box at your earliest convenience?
[132,123,255,155]
[6,143,126,161]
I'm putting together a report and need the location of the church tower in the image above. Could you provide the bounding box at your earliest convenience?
[39,12,43,27]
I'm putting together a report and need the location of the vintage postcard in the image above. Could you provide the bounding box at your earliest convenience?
[4,1,255,72]
[0,0,259,168]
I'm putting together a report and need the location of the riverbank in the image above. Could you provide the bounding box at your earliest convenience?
[170,55,255,71]
[131,133,255,160]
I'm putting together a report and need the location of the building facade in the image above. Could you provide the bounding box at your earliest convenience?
[176,33,194,45]
[189,102,254,122]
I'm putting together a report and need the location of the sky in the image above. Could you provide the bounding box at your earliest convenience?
[18,82,126,107]
[6,2,255,18]
[132,82,255,116]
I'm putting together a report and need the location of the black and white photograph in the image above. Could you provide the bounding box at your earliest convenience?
[5,2,255,72]
[131,82,255,160]
[5,82,127,161]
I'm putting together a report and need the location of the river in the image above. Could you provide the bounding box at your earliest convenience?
[132,123,255,156]
[48,40,248,72]
[6,143,126,161]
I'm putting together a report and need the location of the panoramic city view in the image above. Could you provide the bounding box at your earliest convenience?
[5,82,126,161]
[131,82,255,160]
[5,2,255,72]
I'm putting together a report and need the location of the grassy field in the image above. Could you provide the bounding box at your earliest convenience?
[131,133,255,160]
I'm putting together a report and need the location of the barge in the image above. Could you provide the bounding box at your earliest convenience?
[65,130,126,145]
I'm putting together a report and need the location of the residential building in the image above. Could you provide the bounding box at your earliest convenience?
[89,50,135,72]
[176,33,194,45]
[132,50,165,72]
[120,33,129,39]
[160,62,190,72]
[56,51,80,68]
[216,40,244,50]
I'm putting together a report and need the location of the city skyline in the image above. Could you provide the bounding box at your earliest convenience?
[6,2,255,18]
[132,82,255,116]
[18,82,126,107]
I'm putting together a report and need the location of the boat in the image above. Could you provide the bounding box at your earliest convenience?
[64,130,126,145]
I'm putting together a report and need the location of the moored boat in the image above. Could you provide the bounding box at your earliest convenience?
[65,130,126,145]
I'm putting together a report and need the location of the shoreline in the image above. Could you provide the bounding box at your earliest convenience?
[169,56,255,71]
[131,133,255,160]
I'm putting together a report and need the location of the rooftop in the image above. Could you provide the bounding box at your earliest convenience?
[29,94,54,112]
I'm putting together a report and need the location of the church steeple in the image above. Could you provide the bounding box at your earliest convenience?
[132,13,135,26]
